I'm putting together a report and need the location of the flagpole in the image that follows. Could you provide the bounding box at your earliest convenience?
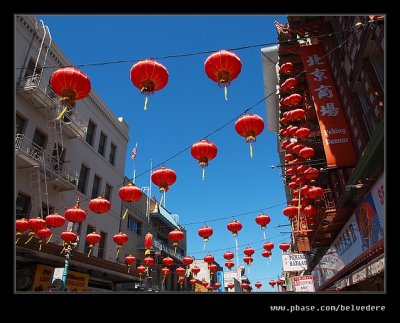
[132,143,137,183]
[148,159,152,223]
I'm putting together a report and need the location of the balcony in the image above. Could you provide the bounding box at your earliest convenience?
[17,74,57,109]
[54,105,88,139]
[150,202,180,228]
[15,134,78,191]
[153,238,184,262]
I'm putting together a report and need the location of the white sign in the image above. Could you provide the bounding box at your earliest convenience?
[282,253,308,272]
[293,275,315,292]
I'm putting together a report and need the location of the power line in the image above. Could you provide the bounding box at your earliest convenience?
[15,27,355,71]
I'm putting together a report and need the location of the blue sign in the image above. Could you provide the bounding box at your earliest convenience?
[216,271,224,292]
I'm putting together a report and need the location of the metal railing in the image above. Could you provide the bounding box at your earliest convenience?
[153,238,184,262]
[55,104,89,136]
[15,134,78,186]
[21,74,58,101]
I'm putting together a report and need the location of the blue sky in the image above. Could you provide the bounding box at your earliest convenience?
[37,15,289,291]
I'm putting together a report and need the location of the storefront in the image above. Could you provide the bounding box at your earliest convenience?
[312,173,384,291]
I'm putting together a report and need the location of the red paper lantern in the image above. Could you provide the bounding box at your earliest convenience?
[36,228,51,240]
[162,267,171,278]
[304,205,318,217]
[304,167,320,180]
[191,139,218,180]
[144,256,154,267]
[178,276,185,284]
[168,229,184,252]
[299,146,315,159]
[183,256,194,267]
[263,242,274,251]
[208,263,218,273]
[269,280,276,287]
[279,242,290,252]
[113,232,128,258]
[144,232,153,255]
[36,227,52,250]
[204,50,242,100]
[223,251,234,260]
[86,232,101,245]
[243,246,255,257]
[255,213,271,229]
[198,225,213,242]
[262,250,272,258]
[204,254,214,264]
[241,283,250,290]
[162,257,174,267]
[255,282,263,289]
[136,265,147,278]
[281,77,297,92]
[118,183,142,202]
[189,278,197,286]
[279,62,294,75]
[225,260,234,270]
[125,255,136,273]
[296,127,310,139]
[50,67,91,105]
[86,232,101,257]
[283,206,299,218]
[130,59,169,110]
[307,186,324,199]
[202,280,209,287]
[151,167,177,192]
[227,219,242,237]
[191,266,200,276]
[243,256,253,265]
[89,196,111,214]
[286,93,302,106]
[16,218,30,232]
[176,267,186,276]
[61,230,77,243]
[228,282,235,289]
[45,213,65,228]
[27,217,46,231]
[64,198,87,223]
[235,114,264,158]
[214,282,221,289]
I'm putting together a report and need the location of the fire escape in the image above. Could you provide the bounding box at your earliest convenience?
[16,19,89,217]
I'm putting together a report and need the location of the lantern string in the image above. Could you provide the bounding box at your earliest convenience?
[46,234,52,243]
[262,229,266,240]
[39,241,42,251]
[122,208,129,220]
[55,106,68,121]
[87,247,92,258]
[116,246,121,259]
[224,86,228,101]
[127,266,130,273]
[16,26,358,71]
[25,234,34,245]
[249,142,253,158]
[144,96,149,111]
[16,236,20,244]
[202,168,205,181]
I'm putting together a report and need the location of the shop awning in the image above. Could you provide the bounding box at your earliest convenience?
[334,253,384,290]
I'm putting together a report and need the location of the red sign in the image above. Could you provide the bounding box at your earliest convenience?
[299,44,356,168]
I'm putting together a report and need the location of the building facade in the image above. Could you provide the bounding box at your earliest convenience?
[261,15,384,291]
[15,15,135,291]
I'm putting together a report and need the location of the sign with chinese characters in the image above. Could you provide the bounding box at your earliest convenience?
[299,44,356,168]
[293,275,315,292]
[282,253,309,272]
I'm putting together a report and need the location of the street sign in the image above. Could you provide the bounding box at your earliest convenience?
[282,253,308,271]
[293,275,315,292]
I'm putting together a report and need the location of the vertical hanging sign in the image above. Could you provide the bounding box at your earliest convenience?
[299,44,356,168]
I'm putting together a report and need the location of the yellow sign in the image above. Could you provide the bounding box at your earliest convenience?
[31,264,89,292]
